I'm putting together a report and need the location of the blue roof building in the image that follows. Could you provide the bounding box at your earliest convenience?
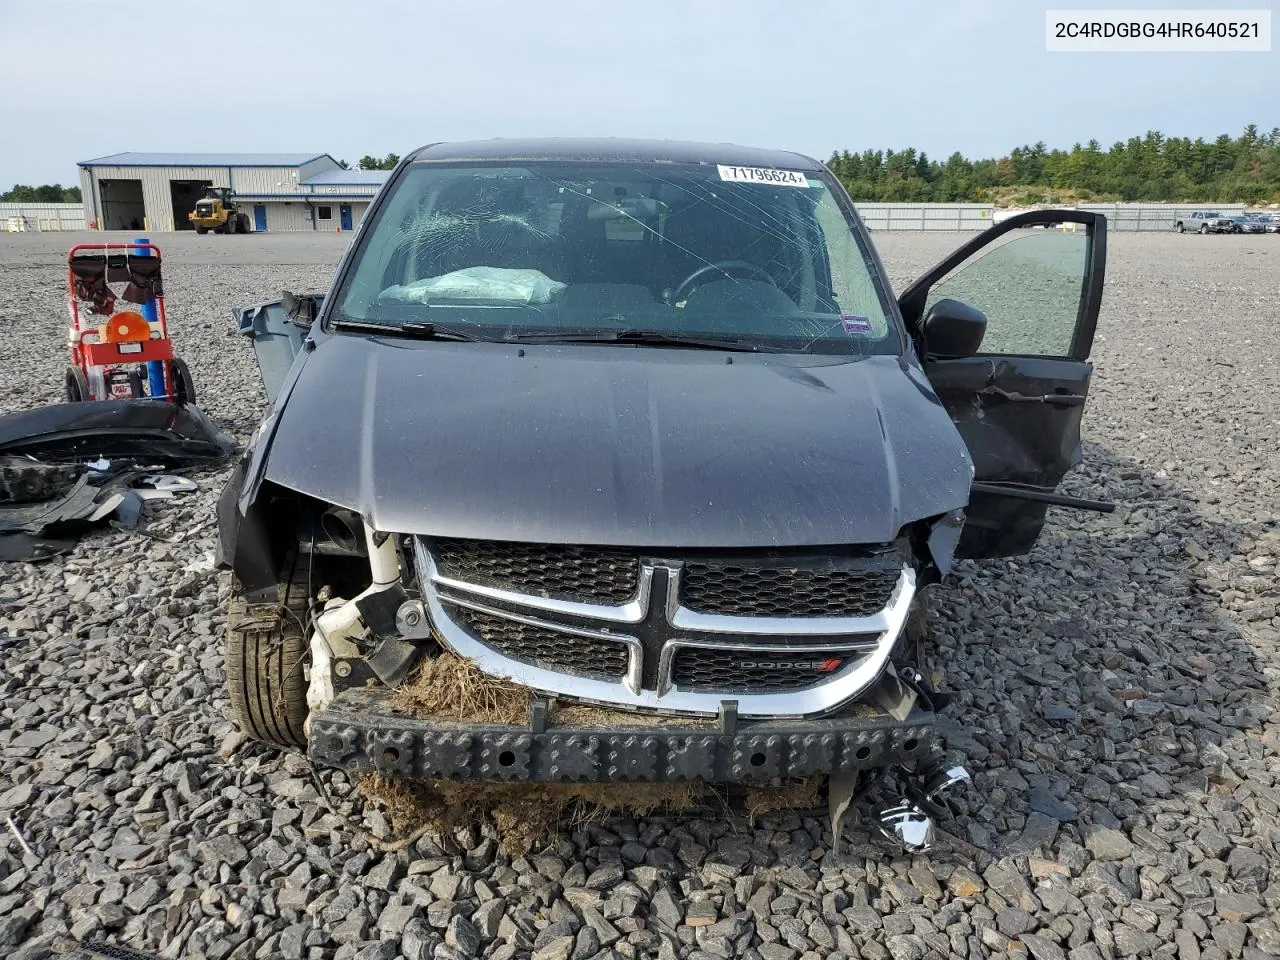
[78,152,392,233]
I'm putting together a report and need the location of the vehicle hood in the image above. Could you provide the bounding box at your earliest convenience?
[263,336,971,547]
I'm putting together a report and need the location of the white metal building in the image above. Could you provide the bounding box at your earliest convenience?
[77,153,389,233]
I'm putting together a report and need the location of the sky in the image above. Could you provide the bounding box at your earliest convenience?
[0,0,1275,187]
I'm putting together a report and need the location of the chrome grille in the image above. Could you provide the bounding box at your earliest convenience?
[671,647,857,694]
[680,558,900,618]
[433,538,638,604]
[456,606,629,680]
[418,537,915,718]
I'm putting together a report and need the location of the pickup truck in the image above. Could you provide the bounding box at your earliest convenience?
[219,138,1109,850]
[1175,211,1235,233]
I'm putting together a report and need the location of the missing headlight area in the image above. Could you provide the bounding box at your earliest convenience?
[222,481,965,853]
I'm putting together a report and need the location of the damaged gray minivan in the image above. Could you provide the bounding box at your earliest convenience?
[218,139,1108,846]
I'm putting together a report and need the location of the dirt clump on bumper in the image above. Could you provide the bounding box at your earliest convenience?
[358,774,711,856]
[391,653,528,724]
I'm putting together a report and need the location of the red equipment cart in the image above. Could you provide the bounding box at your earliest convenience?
[65,241,196,403]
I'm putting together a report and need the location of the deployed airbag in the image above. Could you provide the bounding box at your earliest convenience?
[379,267,566,306]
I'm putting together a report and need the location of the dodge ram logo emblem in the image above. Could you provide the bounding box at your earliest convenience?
[739,658,844,672]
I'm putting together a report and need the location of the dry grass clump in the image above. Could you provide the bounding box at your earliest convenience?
[550,703,715,729]
[390,653,720,730]
[391,653,528,724]
[371,654,820,852]
[745,777,823,825]
[358,774,710,856]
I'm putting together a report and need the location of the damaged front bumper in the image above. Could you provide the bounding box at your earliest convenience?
[309,687,938,784]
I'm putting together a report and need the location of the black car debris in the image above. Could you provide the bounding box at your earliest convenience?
[1,400,234,562]
[218,138,1109,849]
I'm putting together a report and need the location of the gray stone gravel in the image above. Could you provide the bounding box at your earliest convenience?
[2,230,1279,959]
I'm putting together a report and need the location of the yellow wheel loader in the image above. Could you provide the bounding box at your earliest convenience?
[189,187,250,235]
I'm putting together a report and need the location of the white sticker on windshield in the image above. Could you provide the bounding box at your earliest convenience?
[717,164,809,187]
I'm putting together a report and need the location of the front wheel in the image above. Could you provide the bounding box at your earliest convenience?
[1175,222,1184,233]
[225,563,311,749]
[196,226,208,235]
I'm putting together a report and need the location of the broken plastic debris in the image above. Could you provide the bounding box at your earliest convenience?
[138,475,198,493]
[184,553,216,574]
[111,490,145,529]
[132,488,174,502]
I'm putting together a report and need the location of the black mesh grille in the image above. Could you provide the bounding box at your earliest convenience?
[671,648,858,693]
[457,608,629,680]
[433,539,638,604]
[680,558,899,617]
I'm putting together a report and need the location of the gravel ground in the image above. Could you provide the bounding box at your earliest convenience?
[1,229,1278,960]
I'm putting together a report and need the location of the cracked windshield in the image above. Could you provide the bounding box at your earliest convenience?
[335,162,897,353]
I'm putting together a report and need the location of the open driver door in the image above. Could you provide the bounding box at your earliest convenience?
[898,210,1109,559]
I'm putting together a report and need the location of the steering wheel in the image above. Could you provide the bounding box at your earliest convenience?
[672,260,776,303]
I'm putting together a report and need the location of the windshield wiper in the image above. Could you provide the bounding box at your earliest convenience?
[330,319,481,341]
[506,329,761,352]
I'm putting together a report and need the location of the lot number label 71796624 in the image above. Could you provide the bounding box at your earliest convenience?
[717,165,810,187]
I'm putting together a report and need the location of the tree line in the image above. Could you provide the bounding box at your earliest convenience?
[335,154,401,171]
[1,184,82,203]
[7,130,1277,206]
[827,125,1280,204]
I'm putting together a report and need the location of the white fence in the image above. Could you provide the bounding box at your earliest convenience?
[855,201,1251,232]
[855,204,995,232]
[0,202,87,232]
[3,199,1258,234]
[1075,202,1246,231]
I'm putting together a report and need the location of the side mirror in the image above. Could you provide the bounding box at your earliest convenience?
[281,289,321,328]
[924,298,987,357]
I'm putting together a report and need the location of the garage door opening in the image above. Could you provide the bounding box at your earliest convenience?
[98,179,145,231]
[170,180,212,230]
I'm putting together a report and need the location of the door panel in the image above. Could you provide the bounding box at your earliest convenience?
[253,204,267,232]
[339,204,353,231]
[927,355,1091,555]
[897,210,1107,559]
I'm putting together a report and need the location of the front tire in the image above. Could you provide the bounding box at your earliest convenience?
[196,226,208,235]
[226,563,311,748]
[1175,222,1184,233]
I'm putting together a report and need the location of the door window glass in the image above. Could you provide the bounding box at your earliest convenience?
[924,230,1090,356]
